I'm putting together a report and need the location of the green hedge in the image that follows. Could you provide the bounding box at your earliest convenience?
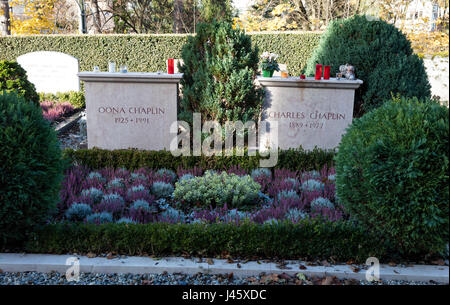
[24,221,384,262]
[0,33,321,76]
[63,147,335,171]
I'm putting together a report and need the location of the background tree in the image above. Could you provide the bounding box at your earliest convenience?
[0,0,11,35]
[9,0,56,35]
[179,21,263,125]
[200,0,233,23]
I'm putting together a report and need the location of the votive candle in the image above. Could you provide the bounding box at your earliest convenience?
[167,58,174,74]
[324,65,331,80]
[300,74,306,79]
[315,64,322,80]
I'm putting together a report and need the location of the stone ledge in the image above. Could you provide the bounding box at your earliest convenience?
[0,254,447,283]
[78,72,183,83]
[257,76,363,89]
[54,111,83,135]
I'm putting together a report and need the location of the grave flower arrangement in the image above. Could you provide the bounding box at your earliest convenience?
[260,52,280,77]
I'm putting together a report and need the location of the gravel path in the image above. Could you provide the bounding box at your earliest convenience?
[0,271,443,285]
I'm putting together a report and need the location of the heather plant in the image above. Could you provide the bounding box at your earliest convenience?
[95,193,125,218]
[130,199,157,223]
[0,92,64,245]
[127,184,149,197]
[156,168,177,183]
[277,189,300,201]
[40,101,74,123]
[179,174,194,182]
[174,171,261,209]
[65,203,92,222]
[264,218,281,225]
[327,174,336,182]
[116,217,136,224]
[130,173,148,183]
[0,61,39,104]
[80,187,104,204]
[301,179,325,192]
[86,212,113,224]
[151,181,174,199]
[160,207,186,223]
[87,171,106,183]
[310,197,334,211]
[107,177,125,189]
[251,168,272,180]
[285,208,308,222]
[283,178,300,190]
[301,170,321,180]
[336,97,449,255]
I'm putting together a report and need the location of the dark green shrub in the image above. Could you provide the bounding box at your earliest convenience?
[0,61,39,104]
[39,91,85,108]
[179,21,263,124]
[24,221,384,261]
[335,97,449,256]
[305,15,431,115]
[62,147,335,171]
[0,92,65,246]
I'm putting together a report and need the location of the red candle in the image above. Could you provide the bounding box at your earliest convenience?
[315,64,322,80]
[167,58,174,74]
[300,74,306,79]
[324,65,331,80]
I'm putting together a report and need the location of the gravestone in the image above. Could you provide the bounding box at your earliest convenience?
[78,72,181,151]
[17,51,80,93]
[258,76,363,151]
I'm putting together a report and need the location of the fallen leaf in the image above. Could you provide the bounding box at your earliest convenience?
[321,276,334,285]
[206,258,214,265]
[228,273,234,280]
[86,252,96,258]
[388,262,397,267]
[279,273,291,280]
[0,269,3,273]
[237,263,241,268]
[321,260,331,267]
[106,252,114,260]
[296,273,307,281]
[299,264,307,270]
[276,264,292,270]
[393,270,399,274]
[431,259,445,266]
[350,265,360,273]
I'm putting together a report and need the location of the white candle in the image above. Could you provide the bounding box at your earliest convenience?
[108,62,116,73]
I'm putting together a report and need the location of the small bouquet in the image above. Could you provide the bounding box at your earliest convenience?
[260,52,280,77]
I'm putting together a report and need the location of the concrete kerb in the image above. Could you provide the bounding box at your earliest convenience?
[0,253,448,283]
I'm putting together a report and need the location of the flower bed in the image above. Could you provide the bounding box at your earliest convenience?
[40,101,75,123]
[58,166,344,226]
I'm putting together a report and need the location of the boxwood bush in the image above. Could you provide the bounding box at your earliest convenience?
[0,61,39,105]
[63,147,335,171]
[335,97,449,256]
[24,221,384,262]
[305,15,431,115]
[0,92,65,246]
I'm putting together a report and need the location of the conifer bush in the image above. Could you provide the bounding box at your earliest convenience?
[179,21,263,124]
[335,97,449,255]
[0,61,39,105]
[305,15,431,115]
[0,92,64,245]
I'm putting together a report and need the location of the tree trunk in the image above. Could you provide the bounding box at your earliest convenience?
[0,0,11,36]
[173,0,183,33]
[91,0,102,33]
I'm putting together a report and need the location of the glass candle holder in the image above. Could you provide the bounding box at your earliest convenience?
[323,65,331,80]
[120,65,128,73]
[315,64,322,80]
[167,58,174,74]
[108,61,116,73]
[281,70,288,78]
[300,74,306,79]
[93,66,100,73]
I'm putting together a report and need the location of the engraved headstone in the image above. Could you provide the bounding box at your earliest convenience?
[258,77,363,151]
[17,51,80,93]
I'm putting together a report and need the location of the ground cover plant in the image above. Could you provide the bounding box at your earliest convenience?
[57,165,342,226]
[40,101,75,123]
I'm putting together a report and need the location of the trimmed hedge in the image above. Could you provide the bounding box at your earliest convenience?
[63,147,335,171]
[25,221,384,262]
[0,33,321,76]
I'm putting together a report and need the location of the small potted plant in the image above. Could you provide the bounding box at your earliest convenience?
[260,52,280,77]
